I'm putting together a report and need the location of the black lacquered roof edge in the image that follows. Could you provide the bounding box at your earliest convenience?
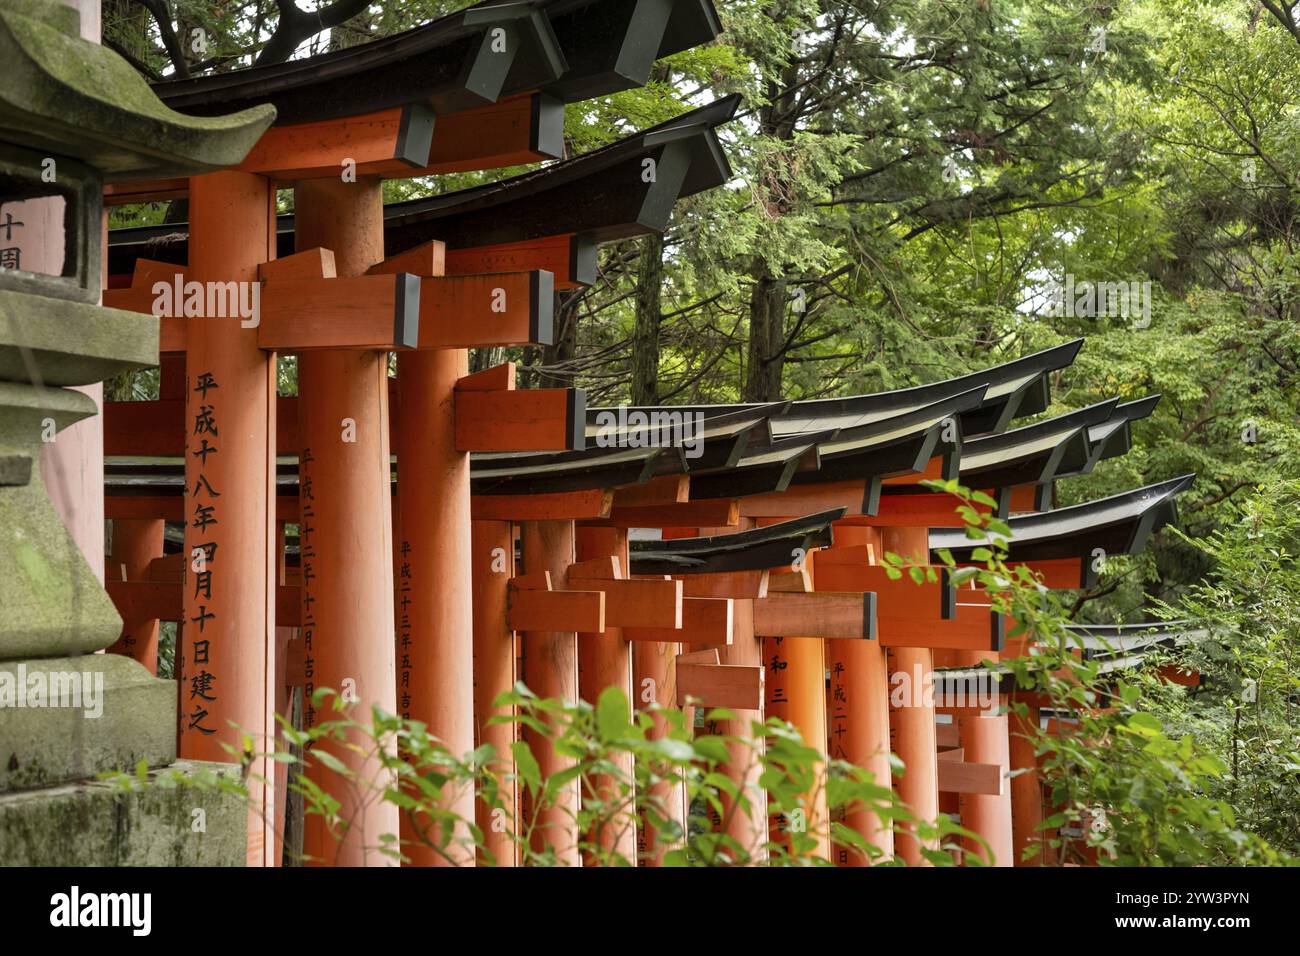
[932,621,1206,693]
[628,508,844,574]
[152,2,565,123]
[929,474,1195,577]
[150,0,721,124]
[587,339,1085,440]
[382,94,740,251]
[105,95,739,275]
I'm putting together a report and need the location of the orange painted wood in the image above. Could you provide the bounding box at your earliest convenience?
[132,258,189,288]
[882,527,940,865]
[104,398,182,456]
[368,239,446,278]
[508,586,605,633]
[566,577,681,629]
[145,553,183,582]
[937,757,1005,797]
[765,631,830,858]
[958,713,1013,865]
[472,520,518,866]
[472,489,612,521]
[601,499,738,529]
[881,454,945,485]
[445,235,587,290]
[870,493,985,528]
[104,178,188,205]
[623,597,733,645]
[1008,484,1040,513]
[574,525,636,865]
[738,480,870,518]
[676,661,763,710]
[395,337,474,866]
[510,571,553,591]
[678,569,769,600]
[294,175,399,867]
[1009,705,1050,866]
[416,94,557,175]
[827,636,894,864]
[767,565,813,593]
[519,520,582,863]
[258,274,417,350]
[105,519,165,672]
[813,561,954,621]
[565,554,621,580]
[106,579,179,622]
[456,362,515,391]
[176,171,279,868]
[685,520,768,854]
[754,592,871,640]
[936,722,961,748]
[258,247,336,281]
[677,648,720,666]
[611,475,689,508]
[455,388,577,452]
[239,107,426,179]
[878,604,1002,651]
[418,272,549,348]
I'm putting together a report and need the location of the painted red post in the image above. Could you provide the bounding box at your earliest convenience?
[294,175,399,866]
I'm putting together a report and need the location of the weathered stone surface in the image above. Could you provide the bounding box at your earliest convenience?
[0,760,247,865]
[0,654,177,792]
[0,0,276,181]
[0,289,158,387]
[0,381,123,659]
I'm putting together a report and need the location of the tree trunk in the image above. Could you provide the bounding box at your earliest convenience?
[742,272,787,401]
[540,290,580,388]
[630,233,664,405]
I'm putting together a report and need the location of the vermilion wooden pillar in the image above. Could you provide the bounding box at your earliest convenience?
[824,524,893,865]
[294,176,399,866]
[1009,704,1048,865]
[959,708,1013,866]
[697,520,766,861]
[575,525,636,864]
[632,627,684,865]
[179,171,278,867]
[471,519,516,866]
[765,633,830,859]
[106,518,163,671]
[520,519,580,864]
[882,526,939,866]
[396,345,474,866]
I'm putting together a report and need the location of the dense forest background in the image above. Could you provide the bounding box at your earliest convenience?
[100,0,1300,860]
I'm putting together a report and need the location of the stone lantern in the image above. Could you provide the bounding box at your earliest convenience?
[0,0,274,864]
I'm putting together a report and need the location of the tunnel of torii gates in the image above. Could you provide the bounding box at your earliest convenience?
[78,0,1200,868]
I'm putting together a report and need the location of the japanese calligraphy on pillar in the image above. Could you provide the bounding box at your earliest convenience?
[398,539,413,721]
[185,371,221,738]
[300,448,318,727]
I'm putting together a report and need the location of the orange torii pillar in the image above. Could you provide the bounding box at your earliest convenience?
[631,605,685,865]
[764,623,829,856]
[694,520,767,860]
[1009,703,1049,865]
[106,518,164,671]
[395,338,474,866]
[520,519,581,864]
[575,525,636,864]
[294,176,399,866]
[883,526,939,866]
[178,171,279,866]
[824,527,894,865]
[472,519,517,866]
[952,643,1014,867]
